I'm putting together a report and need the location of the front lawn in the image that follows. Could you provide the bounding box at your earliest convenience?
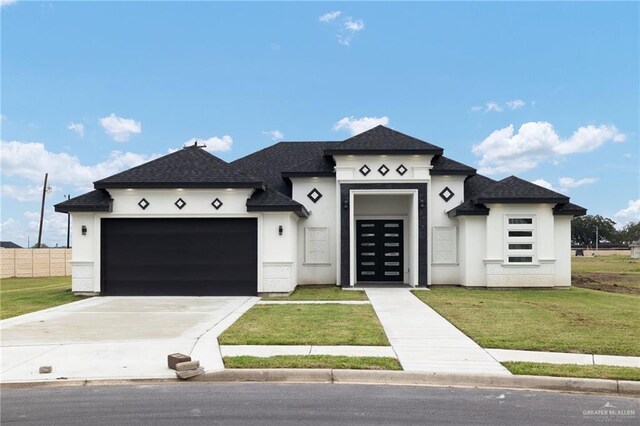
[503,362,640,381]
[412,288,640,356]
[0,276,87,320]
[218,304,389,346]
[572,255,640,295]
[264,285,368,301]
[224,355,401,370]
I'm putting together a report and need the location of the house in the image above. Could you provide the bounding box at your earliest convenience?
[55,125,586,296]
[0,241,22,249]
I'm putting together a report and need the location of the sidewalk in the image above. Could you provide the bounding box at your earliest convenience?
[487,349,640,368]
[364,288,511,375]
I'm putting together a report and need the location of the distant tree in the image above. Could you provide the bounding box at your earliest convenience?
[30,243,49,248]
[571,215,618,247]
[619,221,640,244]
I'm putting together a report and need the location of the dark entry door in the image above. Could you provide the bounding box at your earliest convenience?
[101,218,257,296]
[356,220,404,282]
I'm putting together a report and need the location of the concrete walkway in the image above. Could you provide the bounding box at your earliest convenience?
[365,288,511,375]
[487,349,640,368]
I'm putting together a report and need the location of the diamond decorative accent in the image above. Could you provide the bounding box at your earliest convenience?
[138,198,149,210]
[378,164,389,176]
[439,187,455,202]
[211,198,223,210]
[174,198,186,210]
[396,164,408,176]
[359,164,371,176]
[307,188,323,203]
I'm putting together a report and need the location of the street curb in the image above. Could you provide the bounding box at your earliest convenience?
[2,370,639,396]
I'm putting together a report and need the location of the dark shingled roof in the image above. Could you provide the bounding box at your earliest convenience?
[448,175,587,217]
[54,189,113,213]
[447,175,495,217]
[232,141,339,196]
[431,156,476,176]
[553,202,588,216]
[281,156,336,178]
[246,187,309,218]
[324,125,444,155]
[1,241,22,249]
[94,146,264,190]
[476,176,570,204]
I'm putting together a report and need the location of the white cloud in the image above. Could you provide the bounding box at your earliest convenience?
[0,210,70,248]
[484,102,504,113]
[506,99,525,110]
[1,184,57,202]
[67,122,85,138]
[184,135,233,153]
[472,121,625,175]
[554,124,625,155]
[0,139,157,192]
[470,106,483,112]
[319,11,341,23]
[557,176,599,189]
[263,130,284,141]
[99,113,142,142]
[0,114,7,122]
[333,116,389,136]
[1,0,17,7]
[615,199,640,225]
[532,179,557,191]
[344,17,364,32]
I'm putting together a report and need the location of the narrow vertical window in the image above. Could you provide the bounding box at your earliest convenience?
[505,216,535,263]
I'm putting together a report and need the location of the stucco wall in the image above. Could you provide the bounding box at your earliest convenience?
[554,216,572,287]
[457,216,487,287]
[291,177,337,285]
[69,188,298,294]
[333,154,433,182]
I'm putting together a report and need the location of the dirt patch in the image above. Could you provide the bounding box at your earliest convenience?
[572,273,640,295]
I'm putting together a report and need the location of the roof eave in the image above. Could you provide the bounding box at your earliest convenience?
[94,182,265,190]
[281,171,335,178]
[246,204,309,218]
[477,197,570,204]
[447,207,490,218]
[430,169,477,176]
[324,148,444,156]
[54,203,113,213]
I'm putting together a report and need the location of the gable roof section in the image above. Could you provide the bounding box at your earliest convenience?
[94,146,264,190]
[54,189,113,213]
[476,176,570,204]
[324,125,444,156]
[1,241,23,249]
[447,174,495,217]
[232,141,339,195]
[431,155,476,176]
[246,187,309,218]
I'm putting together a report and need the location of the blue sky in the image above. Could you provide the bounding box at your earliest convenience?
[1,1,638,247]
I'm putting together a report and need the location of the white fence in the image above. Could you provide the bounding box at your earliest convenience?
[0,249,72,278]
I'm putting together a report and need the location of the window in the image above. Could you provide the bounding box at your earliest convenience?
[505,216,535,264]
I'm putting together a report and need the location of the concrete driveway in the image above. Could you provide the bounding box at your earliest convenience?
[0,296,258,383]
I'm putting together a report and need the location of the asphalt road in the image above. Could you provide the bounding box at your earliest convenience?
[1,383,638,425]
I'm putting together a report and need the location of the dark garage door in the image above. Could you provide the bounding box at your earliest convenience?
[101,218,257,296]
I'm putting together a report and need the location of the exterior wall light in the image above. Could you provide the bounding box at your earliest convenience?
[419,198,425,209]
[81,225,87,235]
[278,225,283,236]
[343,197,349,209]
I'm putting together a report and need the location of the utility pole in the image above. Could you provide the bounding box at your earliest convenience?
[37,173,52,249]
[66,194,71,248]
[595,226,599,256]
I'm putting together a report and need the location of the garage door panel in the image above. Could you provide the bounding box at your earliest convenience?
[101,218,257,296]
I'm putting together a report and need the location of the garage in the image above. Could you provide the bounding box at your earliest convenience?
[101,218,258,296]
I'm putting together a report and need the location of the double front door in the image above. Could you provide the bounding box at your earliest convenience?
[356,219,404,282]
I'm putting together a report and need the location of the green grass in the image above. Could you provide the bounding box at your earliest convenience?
[224,355,402,370]
[0,276,88,319]
[264,285,368,301]
[412,287,640,356]
[572,255,640,295]
[503,362,640,381]
[218,304,389,346]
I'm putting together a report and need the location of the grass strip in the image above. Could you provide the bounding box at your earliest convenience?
[218,304,389,346]
[503,362,640,381]
[265,285,368,301]
[0,277,87,319]
[224,355,402,370]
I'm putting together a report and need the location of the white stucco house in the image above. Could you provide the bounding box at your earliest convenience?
[55,126,586,296]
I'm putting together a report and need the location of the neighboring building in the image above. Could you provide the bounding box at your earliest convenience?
[0,241,22,249]
[55,126,586,296]
[631,242,640,259]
